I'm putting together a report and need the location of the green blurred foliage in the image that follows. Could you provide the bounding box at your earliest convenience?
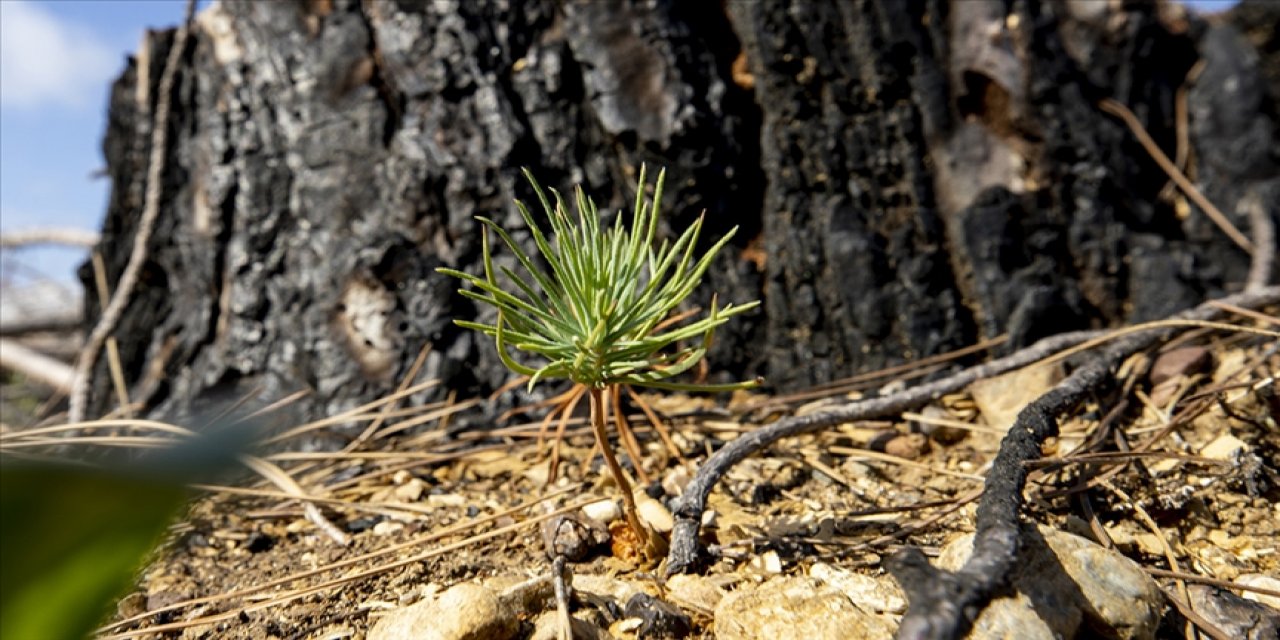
[0,463,188,640]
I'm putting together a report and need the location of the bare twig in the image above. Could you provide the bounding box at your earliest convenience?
[552,555,573,640]
[1159,59,1205,203]
[1144,568,1280,600]
[0,338,75,392]
[239,455,349,546]
[0,227,100,249]
[886,286,1278,640]
[746,335,1006,410]
[1239,187,1275,292]
[68,0,197,422]
[91,252,133,418]
[1098,98,1254,254]
[342,342,432,452]
[1163,589,1233,640]
[0,286,82,335]
[100,496,592,639]
[664,329,1106,575]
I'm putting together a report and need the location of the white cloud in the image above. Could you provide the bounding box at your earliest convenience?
[0,1,118,109]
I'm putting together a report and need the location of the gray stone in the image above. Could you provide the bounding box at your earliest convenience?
[937,525,1164,640]
[663,573,729,615]
[809,562,906,615]
[529,611,615,640]
[624,592,691,638]
[713,576,894,640]
[1188,585,1280,640]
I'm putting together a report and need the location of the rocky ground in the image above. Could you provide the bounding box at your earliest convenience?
[86,329,1280,639]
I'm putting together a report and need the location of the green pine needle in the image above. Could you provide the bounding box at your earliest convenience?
[438,166,761,393]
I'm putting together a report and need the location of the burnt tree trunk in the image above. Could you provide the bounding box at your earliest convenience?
[84,0,1277,427]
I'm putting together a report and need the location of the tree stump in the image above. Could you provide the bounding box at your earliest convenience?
[84,0,1277,427]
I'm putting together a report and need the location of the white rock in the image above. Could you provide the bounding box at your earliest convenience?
[635,494,674,533]
[581,499,622,524]
[426,493,467,507]
[714,576,894,640]
[371,521,404,536]
[747,550,783,575]
[368,583,517,640]
[393,478,426,502]
[809,563,906,614]
[1200,434,1248,461]
[522,464,551,486]
[701,510,717,528]
[1237,573,1280,610]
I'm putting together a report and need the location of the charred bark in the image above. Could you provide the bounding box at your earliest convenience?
[84,0,1276,432]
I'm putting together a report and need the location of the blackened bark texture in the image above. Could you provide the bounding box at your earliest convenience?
[83,0,762,425]
[84,0,1276,427]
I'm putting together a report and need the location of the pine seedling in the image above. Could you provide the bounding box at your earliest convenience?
[438,165,760,558]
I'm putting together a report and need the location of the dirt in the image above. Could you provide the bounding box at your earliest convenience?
[98,334,1279,639]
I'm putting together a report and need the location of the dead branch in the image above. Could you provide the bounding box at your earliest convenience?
[886,285,1279,640]
[0,284,82,336]
[67,0,196,423]
[1240,186,1276,292]
[666,290,1277,593]
[0,338,75,392]
[0,227,100,249]
[0,310,82,337]
[665,329,1104,574]
[1098,98,1254,255]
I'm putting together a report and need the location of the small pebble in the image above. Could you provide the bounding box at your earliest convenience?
[624,592,692,639]
[1237,574,1280,610]
[635,494,674,533]
[1200,434,1248,461]
[582,499,621,524]
[393,479,427,502]
[809,562,906,614]
[883,433,930,460]
[714,576,894,640]
[748,550,783,575]
[116,592,147,619]
[426,493,466,507]
[662,465,694,497]
[663,573,728,612]
[367,583,517,640]
[540,512,609,561]
[372,521,404,536]
[1149,346,1211,386]
[529,611,612,640]
[911,405,968,444]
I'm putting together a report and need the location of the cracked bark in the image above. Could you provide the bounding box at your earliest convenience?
[86,1,1277,439]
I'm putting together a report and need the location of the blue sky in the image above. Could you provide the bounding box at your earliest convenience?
[1,0,195,284]
[0,0,1243,284]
